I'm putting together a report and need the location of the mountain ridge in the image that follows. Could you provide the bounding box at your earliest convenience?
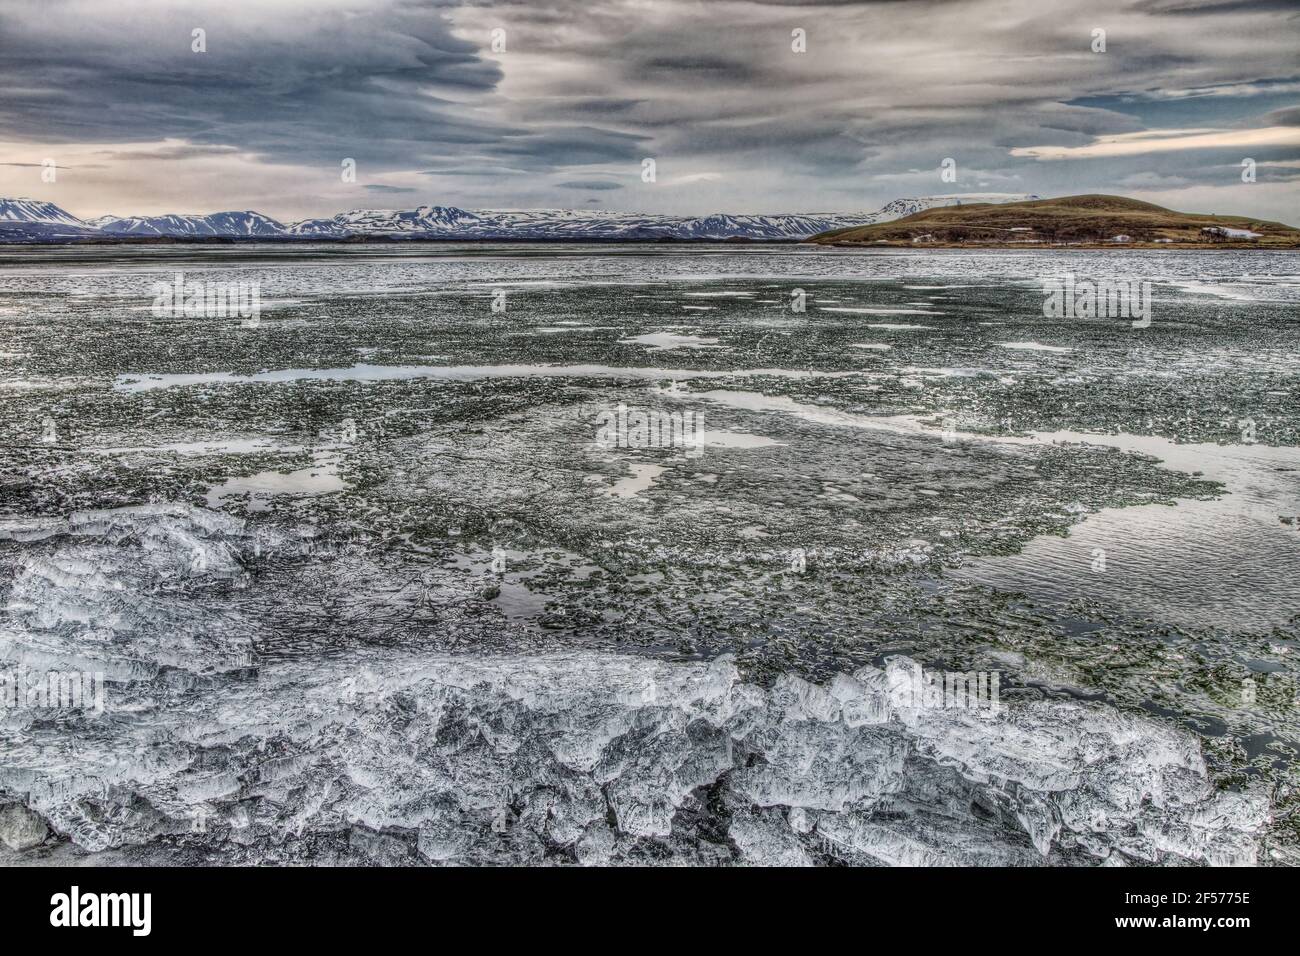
[0,194,1037,243]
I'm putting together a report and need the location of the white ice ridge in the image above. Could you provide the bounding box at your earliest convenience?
[0,644,1269,865]
[0,504,286,678]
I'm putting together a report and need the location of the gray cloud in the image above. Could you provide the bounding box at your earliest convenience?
[1,0,1297,220]
[1261,106,1300,126]
[555,180,624,190]
[0,0,640,177]
[98,144,242,161]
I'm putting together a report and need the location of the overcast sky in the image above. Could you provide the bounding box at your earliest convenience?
[1,0,1297,222]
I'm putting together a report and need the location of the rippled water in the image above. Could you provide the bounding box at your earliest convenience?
[959,433,1300,631]
[1,244,1297,866]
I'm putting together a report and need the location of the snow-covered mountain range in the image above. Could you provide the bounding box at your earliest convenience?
[0,194,1038,243]
[0,198,103,240]
[84,210,287,237]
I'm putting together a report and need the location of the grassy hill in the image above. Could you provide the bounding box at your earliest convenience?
[809,194,1300,248]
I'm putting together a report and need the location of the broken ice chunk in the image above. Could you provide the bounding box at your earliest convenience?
[0,802,48,851]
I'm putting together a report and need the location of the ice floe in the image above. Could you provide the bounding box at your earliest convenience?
[0,641,1268,865]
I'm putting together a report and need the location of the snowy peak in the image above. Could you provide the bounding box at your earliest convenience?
[286,204,483,236]
[94,210,288,237]
[0,198,86,227]
[0,198,98,241]
[412,205,483,227]
[197,211,288,236]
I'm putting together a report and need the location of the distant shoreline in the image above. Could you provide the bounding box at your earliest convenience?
[820,240,1295,250]
[0,234,798,247]
[0,235,1290,250]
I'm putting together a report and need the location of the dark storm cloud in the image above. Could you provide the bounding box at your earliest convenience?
[638,55,759,80]
[454,0,1299,200]
[364,184,419,193]
[0,0,639,175]
[0,1,483,166]
[491,128,647,165]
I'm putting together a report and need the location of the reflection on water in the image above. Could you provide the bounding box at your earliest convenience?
[959,433,1300,632]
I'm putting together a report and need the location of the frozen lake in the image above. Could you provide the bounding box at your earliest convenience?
[0,243,1296,865]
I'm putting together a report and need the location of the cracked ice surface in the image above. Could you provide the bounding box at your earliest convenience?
[0,644,1269,865]
[0,504,1271,864]
[0,504,290,678]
